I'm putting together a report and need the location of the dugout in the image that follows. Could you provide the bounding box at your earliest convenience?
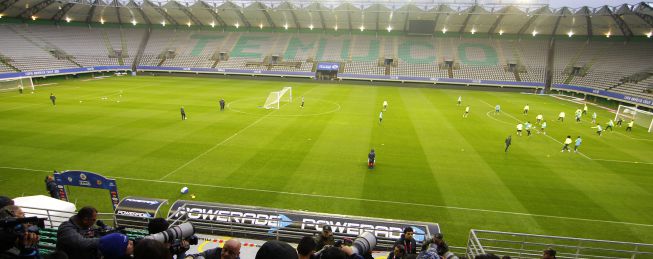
[316,62,340,80]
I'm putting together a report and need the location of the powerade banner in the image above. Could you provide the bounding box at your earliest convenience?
[168,200,440,246]
[115,197,167,228]
[0,66,130,80]
[317,62,340,71]
[554,84,653,107]
[53,170,120,210]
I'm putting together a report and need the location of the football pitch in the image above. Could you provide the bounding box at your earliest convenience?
[1,76,652,246]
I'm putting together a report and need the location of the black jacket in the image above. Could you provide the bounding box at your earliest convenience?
[395,235,417,254]
[56,216,100,259]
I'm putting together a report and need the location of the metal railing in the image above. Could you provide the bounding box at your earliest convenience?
[467,229,653,259]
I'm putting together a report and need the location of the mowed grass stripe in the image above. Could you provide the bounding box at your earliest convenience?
[1,77,652,246]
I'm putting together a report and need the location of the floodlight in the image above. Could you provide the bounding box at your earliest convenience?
[210,22,215,28]
[605,32,611,38]
[471,28,476,34]
[387,26,392,32]
[187,21,191,27]
[532,30,537,36]
[132,19,137,26]
[442,28,447,34]
[31,16,37,21]
[360,25,364,31]
[567,31,573,37]
[284,24,288,30]
[334,25,338,31]
[235,22,239,28]
[65,17,71,23]
[100,18,105,24]
[162,21,166,26]
[647,32,652,38]
[0,14,3,19]
[499,30,504,35]
[309,24,314,30]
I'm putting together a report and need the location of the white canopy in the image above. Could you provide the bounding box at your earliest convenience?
[13,195,77,228]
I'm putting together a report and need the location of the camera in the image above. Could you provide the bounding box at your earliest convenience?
[0,217,45,252]
[93,220,127,237]
[143,222,197,255]
[315,232,376,258]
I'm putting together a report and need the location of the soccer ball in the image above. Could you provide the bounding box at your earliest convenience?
[180,187,189,194]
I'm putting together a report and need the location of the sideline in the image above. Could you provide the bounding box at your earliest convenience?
[1,165,652,228]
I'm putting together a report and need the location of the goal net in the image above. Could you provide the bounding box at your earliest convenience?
[0,77,34,93]
[615,104,653,132]
[263,86,292,109]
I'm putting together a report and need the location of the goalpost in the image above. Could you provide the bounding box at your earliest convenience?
[0,77,34,93]
[263,86,292,109]
[615,104,653,132]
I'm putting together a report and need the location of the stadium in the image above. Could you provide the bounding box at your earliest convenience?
[0,0,652,257]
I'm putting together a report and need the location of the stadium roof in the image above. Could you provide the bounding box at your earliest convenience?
[1,0,652,38]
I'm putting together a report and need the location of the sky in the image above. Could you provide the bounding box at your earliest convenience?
[546,0,644,7]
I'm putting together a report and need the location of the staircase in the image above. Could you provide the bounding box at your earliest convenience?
[132,28,151,71]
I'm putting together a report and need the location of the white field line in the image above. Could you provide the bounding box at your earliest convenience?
[485,110,515,126]
[158,114,268,180]
[591,158,653,166]
[2,165,653,228]
[478,100,592,160]
[548,95,652,142]
[161,87,317,180]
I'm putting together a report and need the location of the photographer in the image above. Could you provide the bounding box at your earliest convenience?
[314,225,334,251]
[147,218,191,258]
[56,206,100,258]
[314,232,375,259]
[0,205,40,258]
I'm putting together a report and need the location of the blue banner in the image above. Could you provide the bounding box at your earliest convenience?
[0,66,131,80]
[53,170,120,210]
[136,66,315,78]
[316,62,340,71]
[553,84,653,107]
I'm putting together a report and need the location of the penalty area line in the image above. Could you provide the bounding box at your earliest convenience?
[2,166,653,228]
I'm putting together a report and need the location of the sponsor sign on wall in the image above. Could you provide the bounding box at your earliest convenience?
[168,200,440,246]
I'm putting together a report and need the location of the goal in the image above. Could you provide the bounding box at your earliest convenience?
[0,77,34,93]
[263,86,292,109]
[615,104,653,132]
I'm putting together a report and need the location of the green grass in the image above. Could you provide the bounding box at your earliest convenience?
[1,76,652,246]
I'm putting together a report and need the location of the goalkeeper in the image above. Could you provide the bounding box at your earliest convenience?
[368,149,376,169]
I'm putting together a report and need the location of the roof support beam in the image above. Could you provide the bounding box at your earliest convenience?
[51,3,75,23]
[198,1,226,27]
[605,5,633,40]
[581,6,592,37]
[130,1,150,25]
[0,0,21,14]
[115,2,122,25]
[550,7,567,36]
[288,5,300,29]
[173,1,203,26]
[317,5,326,30]
[402,8,409,32]
[85,0,100,24]
[459,5,478,34]
[145,0,177,26]
[517,7,547,36]
[228,2,250,28]
[346,5,352,31]
[432,5,444,33]
[488,8,507,34]
[633,11,653,28]
[19,0,55,19]
[375,6,380,31]
[257,2,275,29]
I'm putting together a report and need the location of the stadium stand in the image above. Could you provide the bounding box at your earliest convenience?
[0,25,78,71]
